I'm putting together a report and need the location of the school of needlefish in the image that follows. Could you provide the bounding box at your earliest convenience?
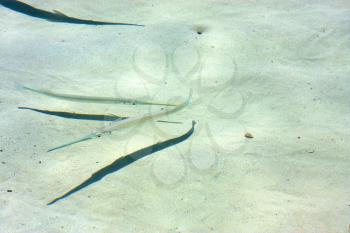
[1,0,196,204]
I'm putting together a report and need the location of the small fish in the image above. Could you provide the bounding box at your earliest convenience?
[47,120,196,205]
[47,90,192,152]
[22,86,176,106]
[0,0,144,26]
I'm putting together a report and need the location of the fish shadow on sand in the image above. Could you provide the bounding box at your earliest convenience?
[47,121,196,205]
[0,0,144,26]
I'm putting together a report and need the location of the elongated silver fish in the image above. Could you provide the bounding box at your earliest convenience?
[23,86,177,106]
[48,90,192,152]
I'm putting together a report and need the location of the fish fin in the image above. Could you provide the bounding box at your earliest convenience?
[110,114,128,120]
[53,10,68,17]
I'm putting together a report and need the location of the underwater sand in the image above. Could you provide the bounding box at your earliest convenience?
[0,0,350,232]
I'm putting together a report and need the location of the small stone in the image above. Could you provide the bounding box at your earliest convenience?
[244,132,254,139]
[7,190,12,192]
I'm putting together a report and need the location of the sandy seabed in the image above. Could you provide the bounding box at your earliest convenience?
[0,0,350,232]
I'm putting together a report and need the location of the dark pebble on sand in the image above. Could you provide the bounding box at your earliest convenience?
[244,132,254,139]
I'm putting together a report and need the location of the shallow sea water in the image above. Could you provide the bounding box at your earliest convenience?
[0,0,350,232]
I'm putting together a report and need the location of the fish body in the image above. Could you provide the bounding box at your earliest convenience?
[22,86,174,106]
[46,90,192,152]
